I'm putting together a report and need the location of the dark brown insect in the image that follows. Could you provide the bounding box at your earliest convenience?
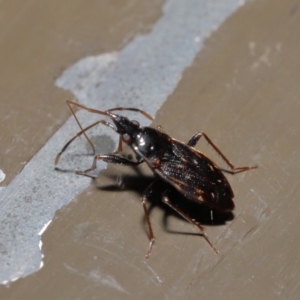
[55,100,257,258]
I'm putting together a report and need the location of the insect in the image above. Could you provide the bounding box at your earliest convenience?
[55,100,257,258]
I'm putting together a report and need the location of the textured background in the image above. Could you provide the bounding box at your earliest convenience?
[1,0,300,299]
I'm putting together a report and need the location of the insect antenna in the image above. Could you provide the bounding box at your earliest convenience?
[67,100,111,155]
[66,100,153,152]
[107,107,154,121]
[55,120,116,165]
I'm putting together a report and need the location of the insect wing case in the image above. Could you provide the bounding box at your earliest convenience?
[156,138,235,211]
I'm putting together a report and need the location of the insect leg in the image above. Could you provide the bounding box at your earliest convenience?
[187,132,257,173]
[76,155,144,176]
[55,120,116,165]
[113,136,123,154]
[162,190,219,254]
[141,180,158,258]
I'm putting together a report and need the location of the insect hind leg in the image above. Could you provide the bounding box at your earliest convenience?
[162,190,219,254]
[187,132,257,173]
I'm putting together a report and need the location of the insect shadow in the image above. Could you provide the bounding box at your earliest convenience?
[96,169,234,237]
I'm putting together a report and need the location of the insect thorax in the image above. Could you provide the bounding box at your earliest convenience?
[133,127,170,158]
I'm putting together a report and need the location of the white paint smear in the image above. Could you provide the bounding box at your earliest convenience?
[0,0,249,284]
[0,169,5,183]
[38,220,52,236]
[38,220,52,271]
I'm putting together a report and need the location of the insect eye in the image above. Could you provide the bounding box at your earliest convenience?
[132,120,140,126]
[122,133,131,143]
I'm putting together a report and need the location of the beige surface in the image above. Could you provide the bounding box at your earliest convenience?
[1,0,300,299]
[0,0,163,185]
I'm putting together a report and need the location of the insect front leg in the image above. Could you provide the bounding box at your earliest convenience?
[162,190,219,254]
[76,155,144,176]
[141,180,158,258]
[187,132,257,173]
